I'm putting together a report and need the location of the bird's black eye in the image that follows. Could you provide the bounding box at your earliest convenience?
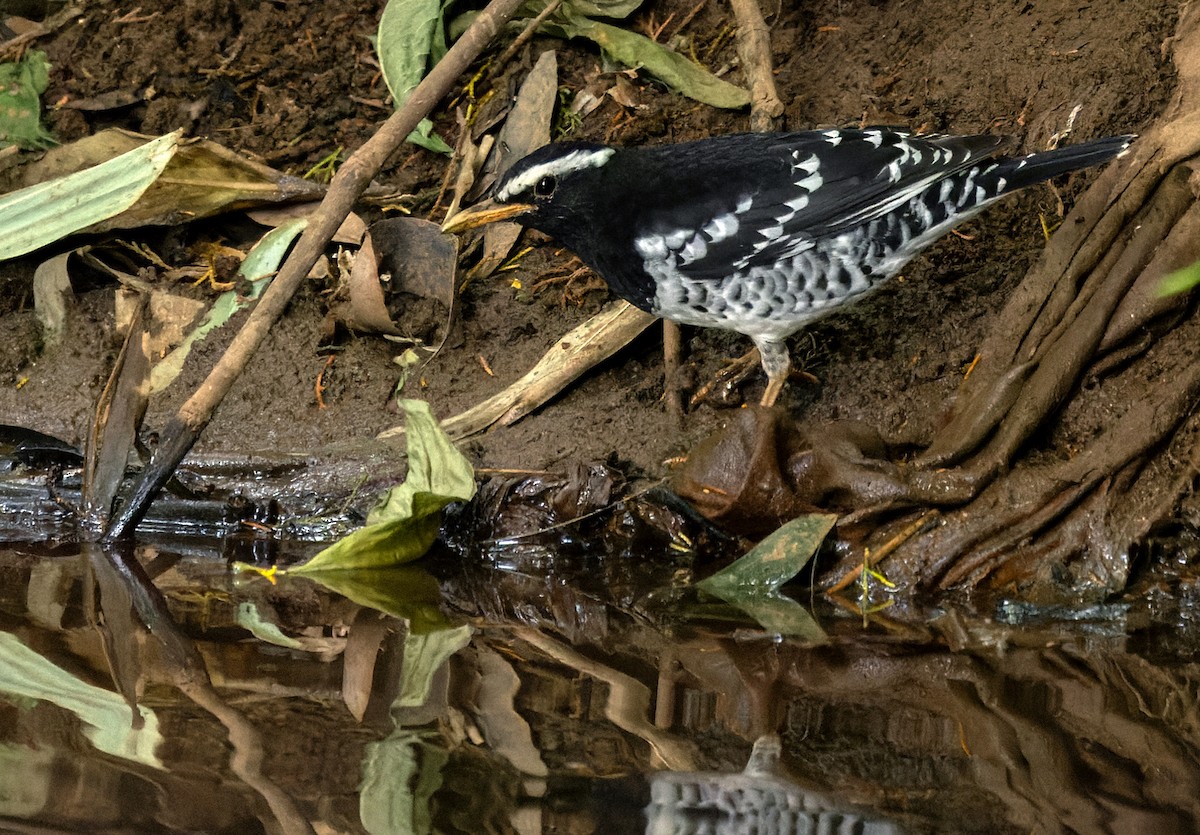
[534,175,557,197]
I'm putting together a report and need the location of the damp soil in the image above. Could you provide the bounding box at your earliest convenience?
[0,0,1180,481]
[0,5,1196,833]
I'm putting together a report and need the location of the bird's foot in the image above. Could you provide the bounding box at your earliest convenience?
[689,348,763,408]
[530,259,608,308]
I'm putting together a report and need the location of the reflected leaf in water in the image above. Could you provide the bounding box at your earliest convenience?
[291,565,471,719]
[289,399,476,572]
[0,631,162,768]
[291,566,448,633]
[398,626,472,709]
[234,601,306,650]
[360,729,448,835]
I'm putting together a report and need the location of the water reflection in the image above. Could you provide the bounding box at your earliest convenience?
[0,543,1197,833]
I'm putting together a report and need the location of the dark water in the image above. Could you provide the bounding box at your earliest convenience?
[1,531,1198,835]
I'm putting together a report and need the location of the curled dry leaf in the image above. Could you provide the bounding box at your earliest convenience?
[334,218,459,348]
[467,49,558,282]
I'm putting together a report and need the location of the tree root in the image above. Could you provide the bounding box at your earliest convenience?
[679,6,1200,598]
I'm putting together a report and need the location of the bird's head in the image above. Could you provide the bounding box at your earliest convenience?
[441,142,617,241]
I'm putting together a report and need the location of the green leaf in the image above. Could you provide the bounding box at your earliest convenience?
[407,118,454,154]
[697,513,836,595]
[289,399,475,572]
[0,131,179,261]
[377,0,453,153]
[562,0,644,19]
[553,16,749,109]
[398,626,472,706]
[360,730,448,835]
[150,217,306,393]
[292,567,452,633]
[0,50,53,149]
[692,514,833,640]
[1157,259,1200,297]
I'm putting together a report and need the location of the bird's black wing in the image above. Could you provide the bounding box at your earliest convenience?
[633,129,1010,282]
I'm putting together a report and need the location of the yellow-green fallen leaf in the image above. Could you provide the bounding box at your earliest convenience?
[697,513,836,596]
[290,399,475,572]
[0,131,179,261]
[0,49,53,149]
[1157,258,1200,297]
[552,16,750,109]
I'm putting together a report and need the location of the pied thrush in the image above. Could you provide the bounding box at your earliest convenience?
[442,128,1134,407]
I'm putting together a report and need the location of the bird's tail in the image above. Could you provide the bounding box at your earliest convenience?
[992,134,1136,192]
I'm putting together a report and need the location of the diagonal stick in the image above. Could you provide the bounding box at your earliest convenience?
[104,0,529,540]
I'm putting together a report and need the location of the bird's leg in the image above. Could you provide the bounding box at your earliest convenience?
[755,338,790,408]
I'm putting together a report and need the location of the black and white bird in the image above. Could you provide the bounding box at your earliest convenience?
[443,128,1134,407]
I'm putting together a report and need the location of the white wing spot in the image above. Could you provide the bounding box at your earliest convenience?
[664,229,690,250]
[823,130,843,146]
[635,235,668,261]
[793,154,820,174]
[702,213,739,243]
[785,194,809,212]
[863,130,884,148]
[796,170,823,192]
[679,234,708,265]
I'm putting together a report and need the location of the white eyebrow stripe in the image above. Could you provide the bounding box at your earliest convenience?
[496,148,616,201]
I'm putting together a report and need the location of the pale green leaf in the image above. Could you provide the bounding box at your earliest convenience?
[377,0,453,152]
[289,399,475,572]
[697,513,836,595]
[554,17,749,109]
[1157,259,1200,297]
[150,217,306,393]
[0,131,179,261]
[0,50,53,149]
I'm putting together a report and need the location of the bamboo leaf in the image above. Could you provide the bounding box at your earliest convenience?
[553,16,749,109]
[0,131,179,261]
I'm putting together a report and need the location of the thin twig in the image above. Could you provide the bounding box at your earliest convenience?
[491,0,564,78]
[729,0,784,131]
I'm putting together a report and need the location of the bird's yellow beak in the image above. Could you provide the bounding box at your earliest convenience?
[441,200,534,233]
